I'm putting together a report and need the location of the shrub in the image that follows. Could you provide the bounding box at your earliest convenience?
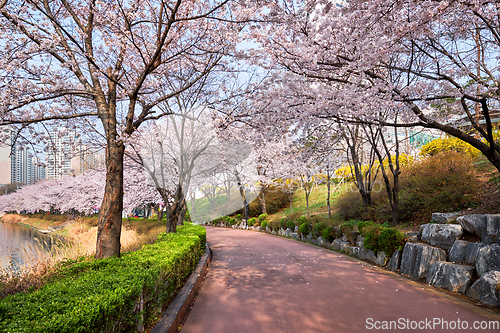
[314,222,327,236]
[399,151,480,222]
[299,222,310,235]
[339,220,356,235]
[363,225,384,252]
[258,213,268,222]
[236,214,242,220]
[378,228,406,257]
[322,227,338,243]
[228,217,236,226]
[357,221,376,237]
[297,216,307,225]
[280,218,287,229]
[247,217,257,226]
[286,220,295,229]
[420,136,480,159]
[261,221,268,229]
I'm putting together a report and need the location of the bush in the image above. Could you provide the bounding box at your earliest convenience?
[297,216,307,225]
[314,222,326,236]
[363,225,384,252]
[299,222,310,235]
[0,223,206,333]
[399,151,480,222]
[322,227,338,243]
[339,220,356,235]
[261,221,268,229]
[378,228,406,257]
[236,214,242,220]
[280,218,287,229]
[357,221,376,237]
[247,217,257,226]
[286,220,295,229]
[420,136,480,159]
[258,213,268,222]
[228,217,236,226]
[363,225,406,257]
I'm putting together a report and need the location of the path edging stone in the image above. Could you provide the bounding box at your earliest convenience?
[150,243,212,333]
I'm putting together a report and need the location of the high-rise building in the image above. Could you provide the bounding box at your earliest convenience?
[8,137,46,185]
[46,131,80,179]
[0,141,11,185]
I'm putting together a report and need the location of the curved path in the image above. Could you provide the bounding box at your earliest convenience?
[181,227,499,333]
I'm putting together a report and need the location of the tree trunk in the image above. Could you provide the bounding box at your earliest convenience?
[95,142,124,259]
[327,172,331,219]
[289,193,293,214]
[178,199,187,226]
[258,188,267,215]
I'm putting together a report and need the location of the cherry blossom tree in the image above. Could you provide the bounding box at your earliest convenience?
[247,0,500,174]
[0,0,261,258]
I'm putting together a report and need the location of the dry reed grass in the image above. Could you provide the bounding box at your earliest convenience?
[0,217,166,298]
[0,214,27,224]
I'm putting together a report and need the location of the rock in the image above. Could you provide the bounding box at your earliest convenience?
[306,233,313,242]
[285,228,293,237]
[420,223,463,250]
[357,247,377,262]
[356,235,364,247]
[476,244,500,277]
[344,245,360,256]
[332,239,349,251]
[317,236,325,247]
[388,250,402,271]
[271,230,277,235]
[256,226,262,232]
[266,226,270,233]
[400,243,447,280]
[374,251,388,266]
[457,214,500,244]
[291,233,299,240]
[466,270,500,306]
[431,212,462,223]
[294,226,299,232]
[426,262,475,294]
[457,214,486,235]
[310,239,318,245]
[448,240,483,265]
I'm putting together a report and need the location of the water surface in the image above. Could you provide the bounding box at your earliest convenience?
[0,222,60,272]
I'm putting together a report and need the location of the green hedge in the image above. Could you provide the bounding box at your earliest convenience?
[0,223,206,333]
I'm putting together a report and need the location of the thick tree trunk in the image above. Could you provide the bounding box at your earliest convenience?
[95,142,124,259]
[178,199,187,226]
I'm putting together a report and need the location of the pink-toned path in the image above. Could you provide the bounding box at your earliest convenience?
[181,227,499,333]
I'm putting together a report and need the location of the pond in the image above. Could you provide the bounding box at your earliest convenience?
[0,222,61,273]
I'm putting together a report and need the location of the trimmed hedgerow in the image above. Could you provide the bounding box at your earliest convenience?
[0,223,206,333]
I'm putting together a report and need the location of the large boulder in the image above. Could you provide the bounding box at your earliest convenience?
[420,223,463,250]
[285,228,293,237]
[476,244,500,277]
[448,240,483,265]
[317,236,325,247]
[387,250,402,272]
[400,243,447,280]
[431,212,462,223]
[457,214,500,244]
[426,262,475,294]
[466,270,500,306]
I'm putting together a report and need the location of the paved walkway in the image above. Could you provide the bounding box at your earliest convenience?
[181,227,499,333]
